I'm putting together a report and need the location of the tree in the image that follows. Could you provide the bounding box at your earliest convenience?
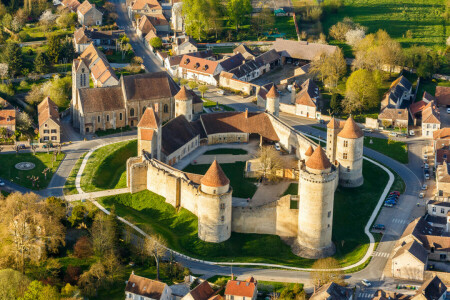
[182,0,210,41]
[61,283,79,298]
[310,257,345,288]
[16,111,33,131]
[0,193,66,273]
[279,283,306,300]
[2,13,13,30]
[188,81,198,90]
[59,38,75,63]
[2,42,23,77]
[46,35,61,64]
[56,10,77,28]
[344,69,379,114]
[20,280,60,300]
[63,265,81,285]
[330,93,341,115]
[41,75,72,108]
[345,28,365,46]
[143,235,167,280]
[0,269,30,299]
[328,17,356,41]
[74,236,93,258]
[91,212,118,256]
[251,6,274,38]
[149,37,162,49]
[198,85,209,97]
[78,262,106,297]
[256,146,285,182]
[227,0,252,31]
[404,46,441,79]
[310,48,346,90]
[39,10,56,30]
[34,52,50,74]
[69,204,88,227]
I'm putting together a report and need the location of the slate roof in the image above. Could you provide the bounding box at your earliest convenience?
[414,276,447,300]
[271,38,337,61]
[310,282,352,300]
[122,72,179,101]
[386,76,412,107]
[79,86,125,113]
[422,91,435,103]
[125,273,167,299]
[435,86,450,106]
[392,240,428,264]
[74,27,124,44]
[233,44,255,60]
[200,112,279,141]
[225,277,257,298]
[229,59,261,79]
[38,97,60,126]
[218,53,246,71]
[161,115,199,155]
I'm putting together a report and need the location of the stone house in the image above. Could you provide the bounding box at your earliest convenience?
[128,0,162,20]
[171,2,183,32]
[427,200,450,228]
[62,0,80,11]
[371,276,448,300]
[224,277,258,300]
[392,240,428,281]
[254,49,281,74]
[173,36,198,55]
[310,282,353,300]
[271,38,337,64]
[77,0,102,26]
[181,281,221,300]
[136,15,157,40]
[433,129,450,198]
[421,101,441,138]
[219,72,254,95]
[436,162,450,199]
[295,79,320,119]
[164,51,215,77]
[378,107,409,129]
[436,86,450,107]
[73,27,124,53]
[409,93,434,126]
[38,97,61,144]
[227,50,281,82]
[382,76,413,109]
[233,44,255,60]
[125,272,172,300]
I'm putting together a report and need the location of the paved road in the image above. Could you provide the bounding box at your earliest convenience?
[111,0,164,72]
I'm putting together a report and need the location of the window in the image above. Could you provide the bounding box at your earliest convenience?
[106,115,110,122]
[44,130,49,134]
[127,293,132,298]
[44,136,49,141]
[119,113,123,121]
[343,153,348,159]
[327,211,331,218]
[221,216,224,222]
[51,136,57,140]
[432,207,436,212]
[51,129,57,133]
[86,127,89,133]
[441,208,445,214]
[343,140,348,147]
[164,104,168,113]
[327,224,330,228]
[130,108,135,116]
[347,166,350,172]
[97,116,100,123]
[220,203,225,209]
[44,124,48,127]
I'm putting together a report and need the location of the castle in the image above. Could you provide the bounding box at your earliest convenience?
[126,87,364,258]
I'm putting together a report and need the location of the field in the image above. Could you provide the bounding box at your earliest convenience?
[0,152,65,190]
[97,159,401,267]
[322,0,449,49]
[80,140,137,192]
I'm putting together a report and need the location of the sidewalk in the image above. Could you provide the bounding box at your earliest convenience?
[64,188,130,202]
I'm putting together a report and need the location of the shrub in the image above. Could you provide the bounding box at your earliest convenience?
[18,31,30,42]
[74,236,93,259]
[64,265,82,284]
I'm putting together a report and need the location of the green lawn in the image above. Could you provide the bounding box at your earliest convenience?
[97,158,400,268]
[282,183,298,196]
[182,162,257,198]
[203,148,248,155]
[203,98,235,112]
[63,153,86,195]
[322,0,449,49]
[0,152,65,190]
[95,126,133,137]
[364,136,408,164]
[80,140,137,192]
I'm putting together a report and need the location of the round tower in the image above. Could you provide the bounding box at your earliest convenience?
[137,108,161,160]
[298,146,337,258]
[266,85,279,117]
[174,86,193,122]
[197,160,232,243]
[326,117,340,163]
[336,117,364,187]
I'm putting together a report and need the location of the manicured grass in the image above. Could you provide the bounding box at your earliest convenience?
[182,162,257,198]
[98,159,398,268]
[63,152,86,195]
[311,125,326,132]
[282,183,298,196]
[203,148,248,155]
[274,16,298,40]
[322,0,449,49]
[80,140,137,192]
[202,98,235,112]
[95,125,133,137]
[364,136,408,164]
[0,152,65,190]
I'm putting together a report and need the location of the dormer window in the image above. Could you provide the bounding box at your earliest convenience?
[184,58,190,64]
[194,63,200,69]
[6,117,10,122]
[203,65,209,71]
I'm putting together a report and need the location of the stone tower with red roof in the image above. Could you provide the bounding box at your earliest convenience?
[174,86,193,122]
[137,108,161,160]
[297,145,338,258]
[198,160,232,243]
[266,85,279,117]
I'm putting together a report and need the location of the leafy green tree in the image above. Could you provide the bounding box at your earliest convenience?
[344,69,379,114]
[182,0,210,40]
[310,47,346,89]
[311,257,345,288]
[2,42,23,77]
[251,6,274,38]
[59,38,75,63]
[69,204,88,227]
[20,280,60,300]
[330,93,341,115]
[2,13,13,30]
[92,212,118,256]
[46,35,61,64]
[149,37,162,49]
[34,52,50,74]
[0,269,30,299]
[198,85,209,97]
[227,0,252,31]
[188,81,198,90]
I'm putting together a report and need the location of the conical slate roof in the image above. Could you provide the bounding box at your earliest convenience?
[327,117,339,129]
[338,117,363,139]
[138,108,159,128]
[266,85,278,99]
[304,145,314,157]
[200,160,230,187]
[305,145,332,170]
[174,86,191,101]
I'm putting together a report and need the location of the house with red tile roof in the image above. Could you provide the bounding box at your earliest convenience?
[125,272,172,300]
[224,277,258,300]
[77,0,102,26]
[182,280,221,300]
[295,79,320,119]
[128,0,163,20]
[38,97,61,144]
[436,86,450,107]
[0,108,16,134]
[421,101,441,138]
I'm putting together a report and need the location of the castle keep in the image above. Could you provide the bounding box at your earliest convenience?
[126,85,364,258]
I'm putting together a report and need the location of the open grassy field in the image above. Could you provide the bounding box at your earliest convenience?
[80,140,137,192]
[182,161,257,198]
[322,0,449,49]
[98,159,400,267]
[0,152,65,190]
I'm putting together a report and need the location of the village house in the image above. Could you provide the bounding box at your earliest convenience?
[228,49,281,82]
[378,107,409,129]
[128,0,163,19]
[173,36,198,55]
[392,240,428,281]
[163,50,213,77]
[233,44,256,60]
[310,282,353,300]
[436,86,450,107]
[224,277,258,300]
[0,108,15,135]
[181,280,221,300]
[294,79,320,119]
[371,290,410,300]
[171,2,183,32]
[382,76,413,109]
[271,38,337,65]
[38,97,61,144]
[218,72,254,95]
[409,92,435,126]
[73,27,124,53]
[421,102,441,138]
[125,272,172,300]
[433,128,450,199]
[61,0,80,11]
[427,200,450,228]
[77,0,102,26]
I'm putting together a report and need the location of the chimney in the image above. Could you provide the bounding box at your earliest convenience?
[244,108,248,119]
[231,273,234,280]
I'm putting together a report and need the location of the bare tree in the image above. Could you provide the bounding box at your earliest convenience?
[143,235,167,280]
[256,146,284,182]
[310,257,345,289]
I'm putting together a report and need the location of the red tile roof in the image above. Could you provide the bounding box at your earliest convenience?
[266,85,278,99]
[140,128,154,141]
[409,100,427,116]
[433,128,450,140]
[188,281,216,300]
[225,278,257,298]
[125,273,167,299]
[200,160,230,187]
[138,108,159,129]
[422,101,440,124]
[337,117,363,139]
[38,97,59,126]
[174,86,190,101]
[131,0,162,10]
[0,109,15,126]
[436,86,450,106]
[306,145,332,170]
[305,145,313,157]
[180,55,220,75]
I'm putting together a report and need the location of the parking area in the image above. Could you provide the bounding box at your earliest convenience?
[439,106,450,127]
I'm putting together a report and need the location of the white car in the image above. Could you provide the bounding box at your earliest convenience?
[447,107,450,114]
[423,154,428,160]
[421,184,428,190]
[419,192,425,198]
[361,279,371,287]
[424,163,429,169]
[216,90,224,95]
[0,180,4,186]
[409,130,415,136]
[425,173,430,180]
[274,143,281,151]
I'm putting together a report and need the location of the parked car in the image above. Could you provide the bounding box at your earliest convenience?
[390,191,401,196]
[389,132,398,137]
[216,90,224,95]
[17,144,26,149]
[386,197,398,202]
[384,202,394,207]
[423,154,428,159]
[409,130,415,136]
[424,163,429,169]
[425,173,430,180]
[274,143,281,151]
[385,200,397,205]
[362,128,373,133]
[447,106,450,114]
[399,133,407,137]
[422,184,428,190]
[372,224,386,230]
[419,192,425,198]
[43,143,54,149]
[361,279,372,287]
[0,180,4,187]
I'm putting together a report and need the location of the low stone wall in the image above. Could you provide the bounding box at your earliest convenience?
[279,103,296,115]
[219,76,254,95]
